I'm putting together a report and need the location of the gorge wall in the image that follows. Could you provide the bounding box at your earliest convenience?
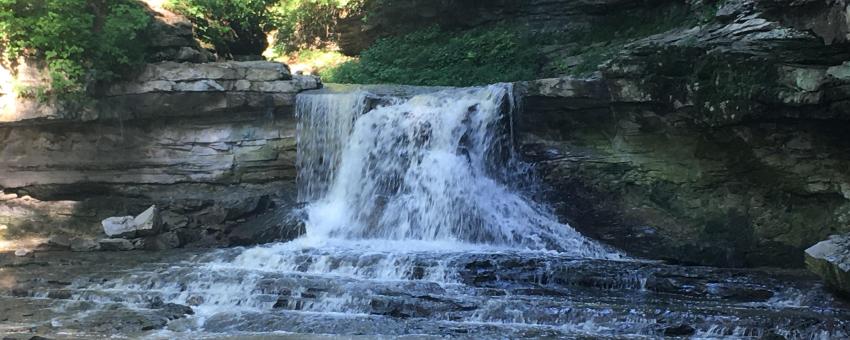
[2,0,850,269]
[515,0,850,267]
[0,61,319,250]
[334,0,850,267]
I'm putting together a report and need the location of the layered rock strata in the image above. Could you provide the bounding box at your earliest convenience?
[0,61,320,250]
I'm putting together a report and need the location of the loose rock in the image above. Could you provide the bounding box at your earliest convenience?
[805,234,850,295]
[663,324,696,336]
[70,238,100,252]
[102,205,160,238]
[99,239,135,251]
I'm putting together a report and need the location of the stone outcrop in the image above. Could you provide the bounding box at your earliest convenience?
[806,234,850,295]
[0,61,321,249]
[143,0,214,63]
[102,205,160,239]
[515,0,850,268]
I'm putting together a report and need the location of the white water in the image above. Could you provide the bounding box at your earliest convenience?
[141,83,619,320]
[296,84,617,258]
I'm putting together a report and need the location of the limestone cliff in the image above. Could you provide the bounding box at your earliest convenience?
[516,0,850,267]
[0,61,320,249]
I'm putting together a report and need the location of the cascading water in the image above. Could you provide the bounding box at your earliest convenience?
[297,84,615,256]
[5,84,849,339]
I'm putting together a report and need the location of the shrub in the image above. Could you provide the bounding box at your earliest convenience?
[0,0,151,100]
[167,0,367,58]
[166,0,279,57]
[269,0,365,55]
[321,25,541,86]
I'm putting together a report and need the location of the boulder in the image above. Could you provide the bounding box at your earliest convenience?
[133,205,160,235]
[99,238,135,251]
[102,216,136,238]
[227,205,307,246]
[102,205,160,238]
[70,238,100,252]
[45,234,72,250]
[805,234,850,295]
[135,231,181,251]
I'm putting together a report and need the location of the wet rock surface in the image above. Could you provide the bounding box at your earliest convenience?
[806,233,850,296]
[226,204,307,247]
[0,249,847,338]
[0,58,319,249]
[514,0,850,268]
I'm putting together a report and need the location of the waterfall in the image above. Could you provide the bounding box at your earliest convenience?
[296,84,616,258]
[296,90,373,202]
[19,84,848,339]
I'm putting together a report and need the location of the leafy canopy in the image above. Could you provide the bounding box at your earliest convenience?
[165,0,278,56]
[166,0,364,56]
[0,0,151,100]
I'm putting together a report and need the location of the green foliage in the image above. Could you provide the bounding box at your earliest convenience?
[0,0,151,100]
[166,0,366,56]
[322,25,541,86]
[269,0,365,55]
[166,0,278,56]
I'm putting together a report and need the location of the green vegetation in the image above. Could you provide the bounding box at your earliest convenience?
[269,0,364,55]
[274,48,351,74]
[0,0,730,97]
[166,0,278,56]
[322,25,541,86]
[0,0,151,100]
[167,0,364,57]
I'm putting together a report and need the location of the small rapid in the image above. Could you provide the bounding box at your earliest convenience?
[2,84,848,339]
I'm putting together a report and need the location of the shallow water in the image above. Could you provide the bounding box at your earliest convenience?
[1,248,848,339]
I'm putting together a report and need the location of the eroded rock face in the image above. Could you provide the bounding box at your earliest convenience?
[142,0,214,63]
[0,61,320,248]
[806,234,850,295]
[516,0,850,268]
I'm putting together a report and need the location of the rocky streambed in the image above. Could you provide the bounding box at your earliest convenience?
[1,247,848,339]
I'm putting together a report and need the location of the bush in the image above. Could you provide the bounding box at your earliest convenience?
[269,0,365,55]
[321,25,541,86]
[167,0,365,57]
[0,0,151,100]
[166,0,278,57]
